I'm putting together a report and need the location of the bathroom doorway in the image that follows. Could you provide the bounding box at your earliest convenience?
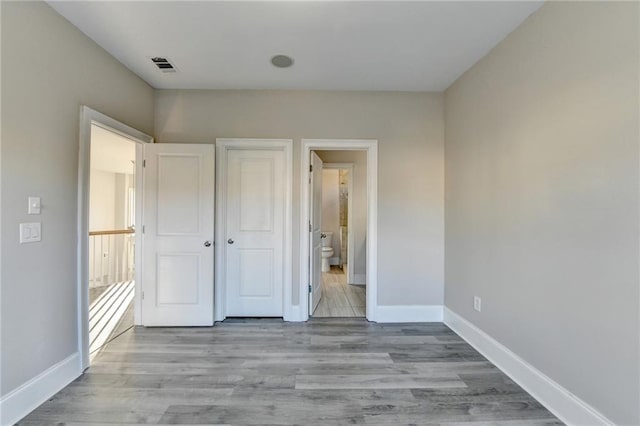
[310,150,367,317]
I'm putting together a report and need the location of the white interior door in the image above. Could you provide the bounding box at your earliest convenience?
[225,149,285,316]
[310,152,323,314]
[142,144,215,326]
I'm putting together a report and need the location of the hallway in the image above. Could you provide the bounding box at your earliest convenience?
[89,280,135,361]
[313,266,365,317]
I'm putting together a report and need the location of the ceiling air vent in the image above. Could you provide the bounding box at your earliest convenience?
[151,57,176,73]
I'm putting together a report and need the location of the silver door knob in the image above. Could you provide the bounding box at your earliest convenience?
[204,241,212,247]
[227,238,234,245]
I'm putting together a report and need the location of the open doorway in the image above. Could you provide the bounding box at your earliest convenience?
[87,124,137,361]
[310,152,366,317]
[300,139,378,321]
[78,106,153,370]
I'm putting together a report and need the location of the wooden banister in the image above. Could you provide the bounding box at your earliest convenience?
[89,229,134,236]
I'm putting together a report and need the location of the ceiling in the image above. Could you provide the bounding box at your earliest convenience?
[48,1,543,92]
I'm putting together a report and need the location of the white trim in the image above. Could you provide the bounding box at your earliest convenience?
[0,353,81,425]
[637,5,640,415]
[376,305,443,323]
[215,139,293,322]
[0,7,3,423]
[289,304,304,322]
[322,163,355,284]
[300,139,378,322]
[443,307,614,426]
[78,106,153,371]
[352,274,366,285]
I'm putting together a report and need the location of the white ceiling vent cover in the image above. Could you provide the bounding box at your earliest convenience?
[150,57,177,73]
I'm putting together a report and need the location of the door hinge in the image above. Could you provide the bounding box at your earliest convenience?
[309,221,311,232]
[143,159,146,168]
[309,164,313,172]
[141,291,145,300]
[309,284,312,293]
[142,225,145,234]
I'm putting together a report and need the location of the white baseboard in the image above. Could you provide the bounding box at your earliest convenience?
[0,353,81,425]
[375,305,443,323]
[443,307,613,426]
[285,304,305,322]
[352,274,366,285]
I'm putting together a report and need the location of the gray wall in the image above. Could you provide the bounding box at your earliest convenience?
[317,150,367,279]
[444,2,639,424]
[154,89,445,307]
[0,1,154,396]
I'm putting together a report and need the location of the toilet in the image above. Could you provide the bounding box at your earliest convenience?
[321,231,334,272]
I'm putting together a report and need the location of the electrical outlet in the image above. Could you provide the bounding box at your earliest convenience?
[474,296,482,312]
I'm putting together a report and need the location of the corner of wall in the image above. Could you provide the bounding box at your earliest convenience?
[443,307,614,426]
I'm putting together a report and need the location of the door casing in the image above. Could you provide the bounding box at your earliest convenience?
[300,139,378,322]
[77,106,153,371]
[215,139,293,322]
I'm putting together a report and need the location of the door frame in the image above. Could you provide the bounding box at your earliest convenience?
[300,139,378,322]
[77,106,153,371]
[214,138,293,322]
[322,163,355,285]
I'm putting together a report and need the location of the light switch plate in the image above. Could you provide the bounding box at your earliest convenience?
[28,197,41,215]
[20,222,41,243]
[473,296,482,312]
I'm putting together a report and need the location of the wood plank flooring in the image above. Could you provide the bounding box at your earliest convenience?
[89,281,135,361]
[313,266,366,317]
[19,319,561,425]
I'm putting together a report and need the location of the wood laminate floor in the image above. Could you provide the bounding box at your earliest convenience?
[89,281,135,362]
[19,319,561,425]
[313,266,366,317]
